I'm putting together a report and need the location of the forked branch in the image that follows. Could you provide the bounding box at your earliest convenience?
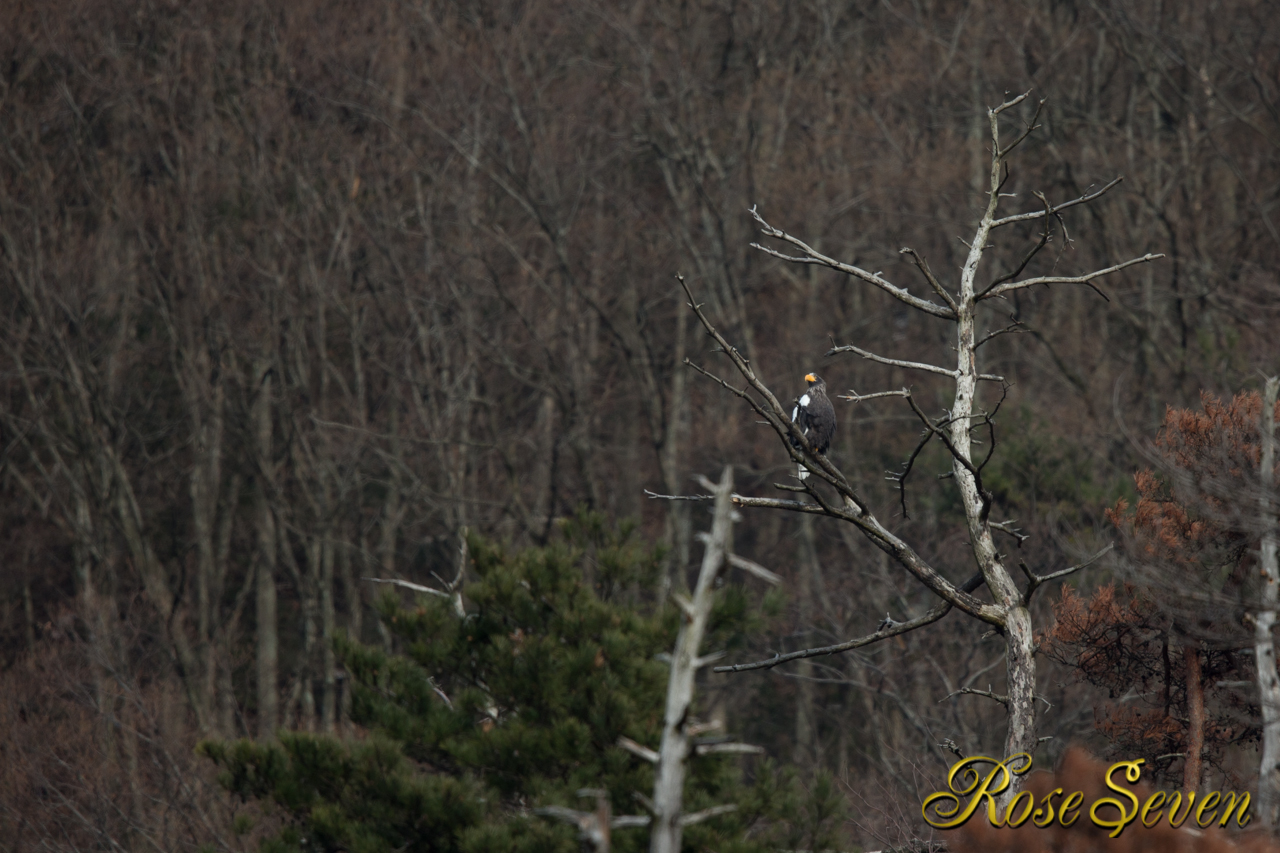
[750,207,956,320]
[990,178,1125,229]
[899,247,958,314]
[1019,544,1113,605]
[979,253,1165,301]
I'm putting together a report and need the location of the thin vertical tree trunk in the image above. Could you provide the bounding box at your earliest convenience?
[662,301,690,592]
[793,513,818,769]
[1255,376,1280,825]
[253,362,279,740]
[1184,644,1204,791]
[23,581,36,651]
[321,538,337,734]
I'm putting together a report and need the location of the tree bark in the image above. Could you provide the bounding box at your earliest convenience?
[1183,644,1205,790]
[650,467,735,853]
[252,361,279,740]
[321,538,337,734]
[949,101,1042,766]
[1256,375,1280,825]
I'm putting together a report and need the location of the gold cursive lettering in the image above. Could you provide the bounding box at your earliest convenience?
[1195,791,1222,828]
[1059,790,1084,826]
[1139,790,1166,828]
[921,754,1033,829]
[920,755,1252,833]
[1003,790,1035,828]
[1217,791,1251,828]
[1166,791,1196,828]
[1089,760,1143,838]
[1031,788,1063,827]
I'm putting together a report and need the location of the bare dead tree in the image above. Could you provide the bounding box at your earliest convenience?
[1257,375,1280,826]
[628,467,766,852]
[657,93,1162,782]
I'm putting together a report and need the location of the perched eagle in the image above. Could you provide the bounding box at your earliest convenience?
[789,373,835,480]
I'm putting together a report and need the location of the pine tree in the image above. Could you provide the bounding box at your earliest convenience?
[200,514,844,853]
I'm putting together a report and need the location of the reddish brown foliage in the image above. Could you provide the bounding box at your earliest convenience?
[1109,390,1280,579]
[1045,584,1256,785]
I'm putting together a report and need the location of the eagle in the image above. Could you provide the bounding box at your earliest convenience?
[789,373,835,480]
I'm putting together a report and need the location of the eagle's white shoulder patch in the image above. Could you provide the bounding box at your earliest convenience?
[799,394,810,407]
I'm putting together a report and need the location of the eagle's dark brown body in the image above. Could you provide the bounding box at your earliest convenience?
[789,373,835,480]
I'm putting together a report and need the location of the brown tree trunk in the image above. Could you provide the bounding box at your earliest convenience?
[253,362,279,740]
[1255,376,1280,825]
[321,538,337,734]
[1184,643,1204,791]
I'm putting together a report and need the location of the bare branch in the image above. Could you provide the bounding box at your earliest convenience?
[694,742,764,756]
[535,806,591,824]
[981,253,1165,301]
[905,397,979,481]
[645,489,714,502]
[976,383,1011,475]
[750,207,956,319]
[991,90,1032,116]
[1020,544,1113,605]
[826,343,957,378]
[990,178,1125,229]
[990,520,1030,546]
[898,247,958,313]
[726,552,782,585]
[671,593,697,620]
[714,570,986,672]
[693,650,728,668]
[906,395,995,523]
[978,192,1055,298]
[679,804,738,827]
[617,736,660,764]
[942,686,1009,707]
[728,494,838,515]
[612,815,653,829]
[997,98,1045,159]
[976,318,1027,349]
[828,344,1004,382]
[838,388,912,403]
[363,577,450,598]
[887,426,934,519]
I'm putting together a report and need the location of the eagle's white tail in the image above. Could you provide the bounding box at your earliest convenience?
[797,463,809,481]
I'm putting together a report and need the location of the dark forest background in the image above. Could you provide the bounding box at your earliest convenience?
[2,0,1278,849]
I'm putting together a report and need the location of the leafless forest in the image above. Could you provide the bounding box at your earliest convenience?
[2,0,1278,849]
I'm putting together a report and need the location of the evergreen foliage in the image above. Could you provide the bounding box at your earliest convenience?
[201,515,845,852]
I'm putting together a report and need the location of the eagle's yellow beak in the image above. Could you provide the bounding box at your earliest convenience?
[804,373,817,382]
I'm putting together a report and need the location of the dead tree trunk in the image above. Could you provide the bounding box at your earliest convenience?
[644,466,765,853]
[1256,375,1280,826]
[659,94,1162,796]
